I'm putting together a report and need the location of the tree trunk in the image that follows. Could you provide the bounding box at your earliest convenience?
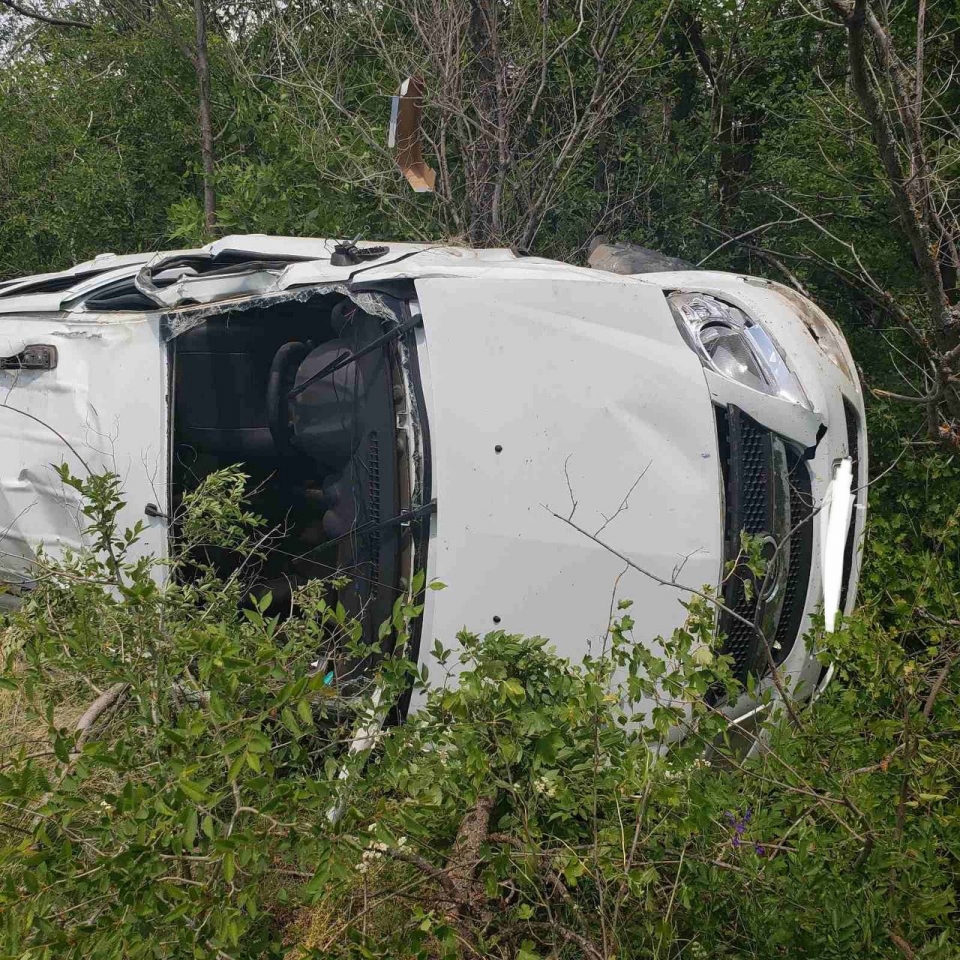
[193,0,217,237]
[826,0,960,426]
[466,0,499,245]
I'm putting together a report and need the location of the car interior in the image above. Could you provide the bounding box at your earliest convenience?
[171,293,409,682]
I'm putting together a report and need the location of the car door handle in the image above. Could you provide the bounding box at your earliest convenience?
[0,344,58,370]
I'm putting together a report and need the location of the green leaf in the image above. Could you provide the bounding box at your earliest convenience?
[179,780,208,803]
[281,707,302,738]
[517,941,541,960]
[183,807,198,849]
[228,755,245,782]
[296,699,314,727]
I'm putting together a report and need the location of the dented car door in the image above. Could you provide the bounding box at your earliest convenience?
[0,310,169,603]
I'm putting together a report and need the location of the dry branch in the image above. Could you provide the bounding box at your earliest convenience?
[72,682,129,756]
[28,682,129,828]
[0,0,92,29]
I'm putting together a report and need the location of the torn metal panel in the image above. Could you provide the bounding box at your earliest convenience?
[159,284,400,342]
[135,245,617,339]
[340,250,623,286]
[0,252,156,302]
[137,264,288,308]
[132,246,414,314]
[145,245,559,311]
[202,235,428,261]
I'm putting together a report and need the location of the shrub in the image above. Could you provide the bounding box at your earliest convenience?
[0,466,957,959]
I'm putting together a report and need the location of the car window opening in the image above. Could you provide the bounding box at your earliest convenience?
[172,292,410,693]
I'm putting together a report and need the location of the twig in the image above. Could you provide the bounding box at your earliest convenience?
[595,461,652,537]
[524,921,605,960]
[27,682,129,828]
[544,505,802,726]
[563,454,578,520]
[922,653,958,720]
[695,217,808,266]
[0,0,92,29]
[382,846,462,907]
[73,683,129,755]
[0,403,92,475]
[889,930,918,960]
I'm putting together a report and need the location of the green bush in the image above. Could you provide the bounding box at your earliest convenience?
[0,465,957,959]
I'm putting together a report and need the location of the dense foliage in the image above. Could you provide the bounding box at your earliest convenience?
[0,462,958,959]
[0,2,955,296]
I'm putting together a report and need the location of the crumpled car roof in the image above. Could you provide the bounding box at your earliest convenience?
[0,235,627,316]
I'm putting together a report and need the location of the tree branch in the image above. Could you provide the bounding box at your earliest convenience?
[0,0,92,29]
[827,0,951,333]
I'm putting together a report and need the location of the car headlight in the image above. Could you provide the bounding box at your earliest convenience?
[668,293,811,409]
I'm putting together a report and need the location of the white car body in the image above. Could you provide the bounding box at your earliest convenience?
[0,236,866,719]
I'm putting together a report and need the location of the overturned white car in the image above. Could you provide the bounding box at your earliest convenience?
[0,236,865,719]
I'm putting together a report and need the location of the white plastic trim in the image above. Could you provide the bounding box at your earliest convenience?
[821,458,854,632]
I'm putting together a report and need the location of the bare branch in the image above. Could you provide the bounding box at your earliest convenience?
[543,502,802,727]
[594,460,652,537]
[0,0,92,30]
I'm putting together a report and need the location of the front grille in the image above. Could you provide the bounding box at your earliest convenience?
[714,406,814,685]
[736,419,772,536]
[838,399,860,614]
[772,453,813,665]
[716,407,772,683]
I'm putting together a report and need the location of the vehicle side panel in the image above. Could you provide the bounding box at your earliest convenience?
[0,314,168,600]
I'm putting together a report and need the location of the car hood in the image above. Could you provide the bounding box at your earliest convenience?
[411,275,724,681]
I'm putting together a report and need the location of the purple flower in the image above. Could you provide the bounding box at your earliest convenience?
[724,808,759,851]
[754,844,766,857]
